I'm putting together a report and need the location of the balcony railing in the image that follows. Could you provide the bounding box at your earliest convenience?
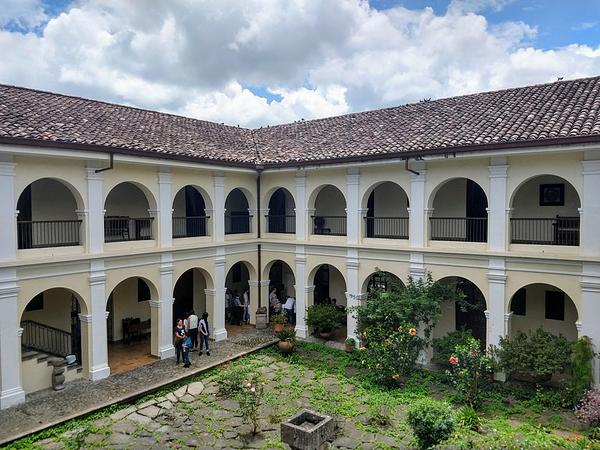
[430,217,487,243]
[266,214,296,234]
[511,216,580,246]
[104,217,154,242]
[225,214,252,234]
[365,217,409,239]
[173,216,209,238]
[312,215,347,236]
[17,220,82,249]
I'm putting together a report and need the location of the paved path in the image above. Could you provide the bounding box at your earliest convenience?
[0,330,276,445]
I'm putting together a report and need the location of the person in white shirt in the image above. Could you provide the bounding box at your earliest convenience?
[283,295,296,325]
[243,289,250,324]
[269,287,281,316]
[187,310,199,350]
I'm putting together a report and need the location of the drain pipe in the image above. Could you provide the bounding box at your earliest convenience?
[256,165,264,309]
[404,158,420,176]
[95,153,114,173]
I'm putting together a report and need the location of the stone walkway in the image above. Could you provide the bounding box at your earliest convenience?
[14,352,412,449]
[0,330,276,445]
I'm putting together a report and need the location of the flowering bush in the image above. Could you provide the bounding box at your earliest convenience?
[236,379,265,434]
[447,337,494,408]
[406,398,455,449]
[576,388,600,428]
[352,272,461,386]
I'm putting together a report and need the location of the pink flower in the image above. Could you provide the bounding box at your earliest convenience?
[250,387,256,393]
[449,356,459,365]
[246,382,252,388]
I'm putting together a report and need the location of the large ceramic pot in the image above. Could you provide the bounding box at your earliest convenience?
[278,339,295,355]
[274,323,285,334]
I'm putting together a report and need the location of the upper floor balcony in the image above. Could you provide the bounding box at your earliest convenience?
[266,188,295,234]
[363,182,409,240]
[311,185,347,236]
[104,182,155,243]
[172,185,210,239]
[225,188,252,235]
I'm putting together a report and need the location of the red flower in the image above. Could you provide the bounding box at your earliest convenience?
[449,356,459,365]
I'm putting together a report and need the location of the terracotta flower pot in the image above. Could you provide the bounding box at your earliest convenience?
[273,323,284,334]
[278,340,295,355]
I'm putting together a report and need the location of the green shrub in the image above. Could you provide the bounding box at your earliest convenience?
[569,336,595,405]
[433,329,473,365]
[447,337,494,408]
[455,405,482,431]
[277,328,296,342]
[492,328,572,383]
[216,366,261,397]
[272,312,287,325]
[305,304,343,333]
[406,398,455,449]
[236,379,264,434]
[353,272,462,385]
[367,405,392,427]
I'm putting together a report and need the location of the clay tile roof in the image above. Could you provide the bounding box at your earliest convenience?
[2,76,600,167]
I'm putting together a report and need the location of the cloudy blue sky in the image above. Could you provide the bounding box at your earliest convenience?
[1,0,599,127]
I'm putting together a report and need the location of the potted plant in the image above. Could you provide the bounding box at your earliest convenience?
[272,312,287,333]
[344,337,356,352]
[277,328,296,355]
[305,304,342,340]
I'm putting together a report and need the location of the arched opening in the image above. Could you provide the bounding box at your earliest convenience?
[509,283,578,342]
[510,175,581,246]
[225,188,251,234]
[430,178,488,243]
[172,186,209,238]
[20,288,86,393]
[225,262,251,332]
[434,277,487,347]
[267,260,296,321]
[104,182,154,242]
[311,264,347,341]
[363,271,404,293]
[173,268,212,326]
[17,178,83,249]
[364,182,409,239]
[267,188,296,234]
[106,277,156,373]
[312,185,346,236]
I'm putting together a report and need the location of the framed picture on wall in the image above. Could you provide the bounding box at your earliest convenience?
[539,183,564,206]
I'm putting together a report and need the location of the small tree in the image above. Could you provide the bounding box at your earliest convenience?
[570,336,595,405]
[352,272,462,385]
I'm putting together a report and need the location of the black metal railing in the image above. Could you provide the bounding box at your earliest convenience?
[17,220,82,249]
[511,217,580,246]
[104,217,154,242]
[173,216,209,238]
[225,214,252,234]
[312,215,347,236]
[266,214,296,234]
[430,217,488,243]
[365,217,409,239]
[21,320,71,357]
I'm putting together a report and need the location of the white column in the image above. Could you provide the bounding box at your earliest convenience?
[581,156,600,257]
[345,249,360,340]
[86,260,110,380]
[213,250,227,341]
[295,172,307,241]
[409,252,426,281]
[408,162,427,248]
[85,166,104,254]
[581,262,600,386]
[157,253,175,358]
[346,169,361,245]
[488,160,509,252]
[0,160,17,261]
[158,170,173,248]
[0,269,25,409]
[294,247,308,338]
[486,257,507,349]
[213,174,225,243]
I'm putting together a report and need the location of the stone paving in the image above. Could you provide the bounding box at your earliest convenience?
[19,352,411,449]
[0,330,276,444]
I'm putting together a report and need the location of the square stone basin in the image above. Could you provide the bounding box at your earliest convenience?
[281,409,335,450]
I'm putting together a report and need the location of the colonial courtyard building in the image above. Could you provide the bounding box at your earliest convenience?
[1,76,600,409]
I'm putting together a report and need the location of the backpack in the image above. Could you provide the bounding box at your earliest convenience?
[183,336,192,349]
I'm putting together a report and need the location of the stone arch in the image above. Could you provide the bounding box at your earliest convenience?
[361,271,405,293]
[104,181,157,213]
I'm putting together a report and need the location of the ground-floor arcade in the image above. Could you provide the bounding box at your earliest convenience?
[1,244,598,410]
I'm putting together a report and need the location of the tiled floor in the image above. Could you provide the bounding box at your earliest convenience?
[108,339,156,374]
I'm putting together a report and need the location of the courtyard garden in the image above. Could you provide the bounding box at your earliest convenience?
[8,273,600,449]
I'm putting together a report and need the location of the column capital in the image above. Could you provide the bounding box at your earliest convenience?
[488,164,509,178]
[575,320,583,332]
[17,327,24,338]
[157,171,172,184]
[505,208,513,215]
[105,311,110,319]
[78,314,92,323]
[504,312,513,322]
[85,168,103,181]
[0,286,19,300]
[295,255,307,265]
[0,162,17,177]
[483,309,491,320]
[149,300,162,308]
[160,264,174,276]
[89,274,106,285]
[581,281,600,293]
[487,273,507,284]
[305,285,316,294]
[346,173,360,186]
[581,159,600,175]
[213,174,225,187]
[346,259,360,270]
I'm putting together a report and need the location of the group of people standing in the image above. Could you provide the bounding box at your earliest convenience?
[269,287,296,325]
[225,288,250,325]
[174,310,210,368]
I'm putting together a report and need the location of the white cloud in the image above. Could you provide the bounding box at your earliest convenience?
[0,0,47,30]
[0,0,599,127]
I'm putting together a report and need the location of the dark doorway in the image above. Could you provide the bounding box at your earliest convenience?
[314,265,330,304]
[268,261,284,299]
[466,180,488,242]
[70,295,82,363]
[366,192,375,238]
[185,186,206,237]
[173,270,193,323]
[455,279,487,347]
